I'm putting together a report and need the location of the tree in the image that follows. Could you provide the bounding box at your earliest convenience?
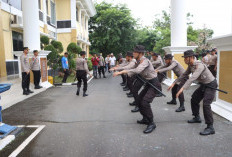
[66,42,82,72]
[89,2,137,56]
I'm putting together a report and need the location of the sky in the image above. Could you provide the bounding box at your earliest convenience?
[94,0,232,37]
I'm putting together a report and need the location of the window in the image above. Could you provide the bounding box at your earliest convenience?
[50,1,56,25]
[76,8,79,21]
[38,0,41,10]
[3,0,22,10]
[46,0,49,14]
[12,31,23,52]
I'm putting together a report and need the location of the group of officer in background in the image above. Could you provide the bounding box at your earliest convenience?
[110,45,218,136]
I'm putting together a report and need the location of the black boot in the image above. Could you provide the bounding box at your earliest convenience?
[123,87,129,91]
[127,93,134,98]
[126,92,132,95]
[76,88,80,96]
[103,75,106,78]
[83,91,88,97]
[200,124,215,135]
[167,99,177,105]
[137,117,149,125]
[27,89,34,94]
[175,102,185,112]
[129,101,136,106]
[143,122,156,134]
[131,106,139,113]
[120,83,126,86]
[23,89,29,95]
[188,115,202,123]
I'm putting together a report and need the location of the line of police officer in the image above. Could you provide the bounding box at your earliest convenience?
[111,45,218,136]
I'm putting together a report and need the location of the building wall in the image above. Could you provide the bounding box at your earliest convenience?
[55,0,71,20]
[0,9,7,77]
[219,51,232,104]
[57,33,72,52]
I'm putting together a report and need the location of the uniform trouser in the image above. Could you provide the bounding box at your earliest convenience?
[62,70,69,83]
[157,72,166,83]
[121,74,127,84]
[76,70,87,92]
[98,66,105,77]
[92,66,98,78]
[127,75,136,92]
[191,79,217,125]
[132,78,145,107]
[137,78,161,122]
[32,70,41,87]
[22,72,30,91]
[172,84,185,103]
[208,65,217,77]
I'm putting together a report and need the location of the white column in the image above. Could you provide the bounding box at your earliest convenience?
[171,0,187,47]
[71,0,77,28]
[22,0,40,50]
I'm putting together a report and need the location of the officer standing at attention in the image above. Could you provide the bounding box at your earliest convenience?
[113,45,161,134]
[20,47,34,95]
[31,50,42,89]
[156,54,187,112]
[170,50,217,135]
[76,51,92,97]
[61,52,69,83]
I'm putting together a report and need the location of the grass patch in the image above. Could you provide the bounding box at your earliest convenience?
[54,73,76,83]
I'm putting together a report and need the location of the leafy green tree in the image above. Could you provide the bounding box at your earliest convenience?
[89,2,137,56]
[66,42,82,72]
[51,40,64,53]
[40,36,49,50]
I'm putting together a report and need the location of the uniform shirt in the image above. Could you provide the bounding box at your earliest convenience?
[76,57,90,74]
[127,56,157,80]
[175,60,215,90]
[157,60,185,77]
[150,56,164,69]
[98,56,105,66]
[116,59,136,71]
[30,56,40,71]
[209,54,217,66]
[61,56,69,69]
[20,54,30,72]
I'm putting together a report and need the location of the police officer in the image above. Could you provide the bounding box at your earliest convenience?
[76,51,92,97]
[150,52,165,83]
[156,54,187,112]
[114,45,161,134]
[111,52,136,98]
[31,50,42,89]
[170,50,217,135]
[20,47,34,95]
[208,48,217,77]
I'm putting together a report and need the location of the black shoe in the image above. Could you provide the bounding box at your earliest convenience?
[131,106,139,113]
[34,86,40,89]
[103,76,106,78]
[83,92,88,97]
[39,86,43,88]
[76,91,80,96]
[27,90,34,94]
[156,93,162,97]
[127,94,134,98]
[200,125,215,135]
[137,118,149,125]
[129,102,136,106]
[123,88,129,91]
[143,122,156,134]
[167,99,177,105]
[120,83,125,86]
[175,106,185,112]
[94,77,98,79]
[188,116,202,123]
[126,92,132,95]
[23,91,29,95]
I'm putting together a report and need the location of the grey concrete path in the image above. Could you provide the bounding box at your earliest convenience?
[2,73,232,157]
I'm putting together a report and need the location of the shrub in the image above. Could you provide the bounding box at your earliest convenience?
[51,40,64,53]
[67,43,82,55]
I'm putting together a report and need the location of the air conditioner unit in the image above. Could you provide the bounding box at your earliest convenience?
[11,15,23,25]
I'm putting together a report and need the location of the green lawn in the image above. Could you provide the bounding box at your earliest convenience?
[54,73,76,83]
